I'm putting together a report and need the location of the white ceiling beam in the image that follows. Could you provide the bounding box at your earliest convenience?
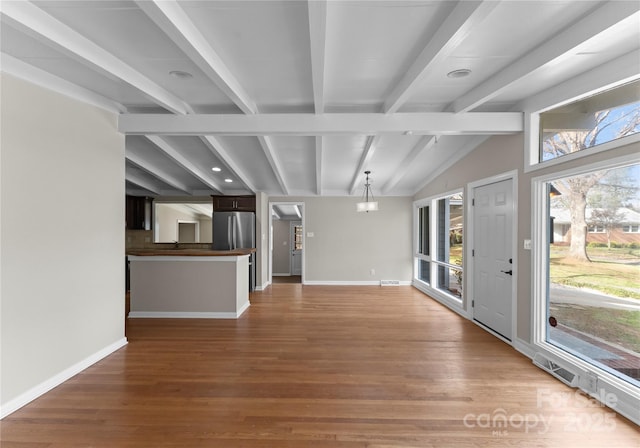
[348,136,379,195]
[257,136,289,195]
[200,136,257,193]
[308,0,327,114]
[517,49,640,113]
[412,135,490,195]
[1,1,190,114]
[125,172,162,195]
[1,53,127,114]
[119,112,523,135]
[383,0,498,114]
[450,2,640,113]
[146,136,223,194]
[315,136,323,195]
[381,136,438,194]
[125,151,193,195]
[135,0,257,114]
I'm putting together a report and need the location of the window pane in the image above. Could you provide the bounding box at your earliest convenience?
[547,163,640,385]
[418,206,430,256]
[437,264,462,298]
[540,80,640,162]
[418,260,430,284]
[294,225,303,250]
[436,194,463,263]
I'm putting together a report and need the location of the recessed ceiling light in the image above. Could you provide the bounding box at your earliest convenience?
[447,69,471,79]
[224,178,233,183]
[169,70,193,79]
[211,167,222,172]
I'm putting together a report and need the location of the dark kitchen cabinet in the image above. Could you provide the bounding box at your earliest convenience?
[212,195,255,212]
[126,195,152,229]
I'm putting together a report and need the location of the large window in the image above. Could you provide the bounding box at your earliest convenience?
[532,79,640,419]
[414,192,464,301]
[540,80,640,163]
[544,164,640,388]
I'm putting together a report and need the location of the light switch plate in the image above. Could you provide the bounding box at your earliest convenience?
[523,239,532,250]
[307,232,314,237]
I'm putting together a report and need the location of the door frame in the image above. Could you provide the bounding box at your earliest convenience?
[268,202,305,285]
[466,170,518,345]
[176,220,200,243]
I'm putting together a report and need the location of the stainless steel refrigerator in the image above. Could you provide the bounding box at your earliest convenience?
[212,211,256,291]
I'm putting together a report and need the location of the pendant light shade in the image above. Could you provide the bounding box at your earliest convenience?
[356,171,378,212]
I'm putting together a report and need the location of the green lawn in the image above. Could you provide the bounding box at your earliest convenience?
[550,246,640,299]
[549,245,640,358]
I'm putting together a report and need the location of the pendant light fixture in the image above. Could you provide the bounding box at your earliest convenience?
[356,170,378,212]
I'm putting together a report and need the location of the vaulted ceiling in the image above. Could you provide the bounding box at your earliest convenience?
[2,1,639,197]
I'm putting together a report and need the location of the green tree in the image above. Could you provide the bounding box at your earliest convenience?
[544,102,640,261]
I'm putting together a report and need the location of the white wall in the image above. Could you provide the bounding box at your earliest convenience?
[270,196,413,283]
[255,192,269,289]
[0,74,127,416]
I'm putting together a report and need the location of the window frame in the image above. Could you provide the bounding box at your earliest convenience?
[587,225,606,234]
[413,189,465,312]
[532,151,640,423]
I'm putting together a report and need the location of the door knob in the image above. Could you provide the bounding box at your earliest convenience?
[501,270,513,275]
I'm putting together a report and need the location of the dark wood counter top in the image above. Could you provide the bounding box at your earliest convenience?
[127,248,255,257]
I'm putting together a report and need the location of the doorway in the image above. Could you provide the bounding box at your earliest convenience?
[472,177,515,341]
[177,221,199,243]
[269,202,304,285]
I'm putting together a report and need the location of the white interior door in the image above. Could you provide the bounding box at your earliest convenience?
[473,179,514,340]
[290,221,302,275]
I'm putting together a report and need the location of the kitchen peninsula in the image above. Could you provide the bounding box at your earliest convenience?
[127,248,255,318]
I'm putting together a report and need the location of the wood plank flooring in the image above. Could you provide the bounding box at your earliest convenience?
[2,285,638,447]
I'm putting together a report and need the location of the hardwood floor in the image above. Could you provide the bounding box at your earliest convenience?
[2,285,638,447]
[272,275,302,284]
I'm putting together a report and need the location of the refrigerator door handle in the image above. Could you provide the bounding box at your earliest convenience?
[232,215,237,249]
[227,216,233,249]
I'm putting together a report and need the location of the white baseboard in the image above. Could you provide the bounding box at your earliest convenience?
[0,337,128,419]
[513,337,536,359]
[303,280,411,286]
[255,280,271,291]
[128,307,248,319]
[237,300,250,317]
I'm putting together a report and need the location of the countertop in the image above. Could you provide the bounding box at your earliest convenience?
[127,248,256,257]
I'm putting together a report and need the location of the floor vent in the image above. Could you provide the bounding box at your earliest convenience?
[380,280,401,286]
[533,353,579,387]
